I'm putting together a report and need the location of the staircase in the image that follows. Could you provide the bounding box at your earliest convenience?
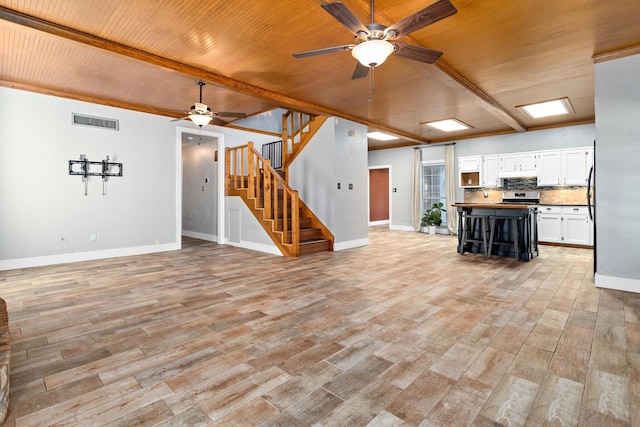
[226,141,333,257]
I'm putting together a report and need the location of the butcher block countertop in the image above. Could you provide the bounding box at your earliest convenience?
[452,203,538,209]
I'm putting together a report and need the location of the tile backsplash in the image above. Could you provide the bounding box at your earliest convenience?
[464,177,588,205]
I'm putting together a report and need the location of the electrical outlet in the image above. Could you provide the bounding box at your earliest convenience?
[90,234,97,242]
[337,183,341,189]
[348,183,353,190]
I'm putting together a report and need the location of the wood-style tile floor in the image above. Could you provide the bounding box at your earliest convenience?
[1,227,638,426]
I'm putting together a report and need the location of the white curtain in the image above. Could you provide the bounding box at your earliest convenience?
[412,148,421,231]
[445,144,458,235]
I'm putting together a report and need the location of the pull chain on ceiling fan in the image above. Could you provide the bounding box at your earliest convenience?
[293,0,457,100]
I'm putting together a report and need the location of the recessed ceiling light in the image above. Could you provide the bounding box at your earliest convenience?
[367,131,398,141]
[516,97,574,119]
[422,118,471,132]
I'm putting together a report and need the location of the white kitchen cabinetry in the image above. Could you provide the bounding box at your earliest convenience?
[482,155,500,187]
[499,152,537,177]
[538,205,592,246]
[563,206,592,245]
[459,156,482,188]
[537,148,593,186]
[537,151,563,186]
[538,206,563,243]
[563,148,592,185]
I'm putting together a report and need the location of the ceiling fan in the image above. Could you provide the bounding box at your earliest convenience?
[172,81,247,127]
[293,0,457,80]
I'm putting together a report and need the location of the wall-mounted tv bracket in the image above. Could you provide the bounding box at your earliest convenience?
[69,154,123,196]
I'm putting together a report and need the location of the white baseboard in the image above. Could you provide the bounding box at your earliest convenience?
[223,240,282,256]
[0,243,181,271]
[369,220,389,226]
[334,238,369,251]
[595,273,640,294]
[388,224,416,232]
[182,230,217,242]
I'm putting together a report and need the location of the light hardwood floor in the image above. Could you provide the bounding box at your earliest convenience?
[1,227,638,426]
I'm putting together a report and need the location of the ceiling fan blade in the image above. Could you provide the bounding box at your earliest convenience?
[386,0,457,39]
[321,2,368,35]
[212,117,228,126]
[351,62,370,80]
[170,116,190,122]
[393,41,443,64]
[216,112,247,118]
[293,44,355,58]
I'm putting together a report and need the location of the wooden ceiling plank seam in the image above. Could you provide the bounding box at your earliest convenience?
[0,5,431,144]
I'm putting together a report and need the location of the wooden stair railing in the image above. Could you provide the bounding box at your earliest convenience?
[227,141,299,256]
[226,142,334,257]
[281,111,327,180]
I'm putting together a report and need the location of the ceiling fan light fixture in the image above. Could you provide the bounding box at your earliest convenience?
[189,114,212,127]
[352,40,394,67]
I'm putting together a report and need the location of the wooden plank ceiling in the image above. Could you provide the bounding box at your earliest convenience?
[1,0,640,150]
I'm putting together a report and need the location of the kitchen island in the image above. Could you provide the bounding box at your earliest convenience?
[452,203,539,261]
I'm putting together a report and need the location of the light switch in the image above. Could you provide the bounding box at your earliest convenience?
[348,183,353,190]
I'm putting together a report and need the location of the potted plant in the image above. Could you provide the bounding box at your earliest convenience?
[421,202,446,234]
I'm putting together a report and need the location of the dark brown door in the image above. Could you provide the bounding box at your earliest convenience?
[369,168,389,222]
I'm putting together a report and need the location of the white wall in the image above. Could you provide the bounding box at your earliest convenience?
[368,146,414,230]
[595,53,640,292]
[453,124,595,202]
[368,124,595,230]
[289,118,369,249]
[0,87,179,270]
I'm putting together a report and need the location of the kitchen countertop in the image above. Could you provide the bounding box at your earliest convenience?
[452,203,539,209]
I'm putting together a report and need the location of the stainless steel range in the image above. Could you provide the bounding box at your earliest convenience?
[501,191,540,205]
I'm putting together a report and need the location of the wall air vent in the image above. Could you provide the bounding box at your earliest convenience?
[72,113,119,131]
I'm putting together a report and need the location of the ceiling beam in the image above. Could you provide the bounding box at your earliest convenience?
[0,6,431,144]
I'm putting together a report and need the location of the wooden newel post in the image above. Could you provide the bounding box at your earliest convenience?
[292,190,299,256]
[264,159,272,219]
[247,142,255,199]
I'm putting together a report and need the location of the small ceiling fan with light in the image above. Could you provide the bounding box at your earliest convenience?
[293,0,457,98]
[172,80,247,127]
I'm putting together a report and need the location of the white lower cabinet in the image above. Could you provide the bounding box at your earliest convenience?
[538,206,593,246]
[538,207,563,243]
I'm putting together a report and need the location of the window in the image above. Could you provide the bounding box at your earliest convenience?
[422,162,446,224]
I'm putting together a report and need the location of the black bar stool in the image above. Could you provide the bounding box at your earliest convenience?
[488,216,522,261]
[460,212,490,257]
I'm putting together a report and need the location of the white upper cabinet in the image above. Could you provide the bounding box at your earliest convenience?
[459,156,482,172]
[499,152,537,177]
[563,148,592,185]
[537,151,563,185]
[537,148,593,186]
[482,155,500,187]
[458,156,482,188]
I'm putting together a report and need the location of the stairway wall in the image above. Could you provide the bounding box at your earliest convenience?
[289,118,369,250]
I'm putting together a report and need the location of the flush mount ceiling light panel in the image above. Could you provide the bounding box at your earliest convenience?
[516,97,575,119]
[422,118,471,132]
[367,131,398,141]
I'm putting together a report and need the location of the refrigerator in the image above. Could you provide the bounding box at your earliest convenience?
[587,140,596,274]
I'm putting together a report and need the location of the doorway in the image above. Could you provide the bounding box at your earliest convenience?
[177,127,225,246]
[369,167,390,226]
